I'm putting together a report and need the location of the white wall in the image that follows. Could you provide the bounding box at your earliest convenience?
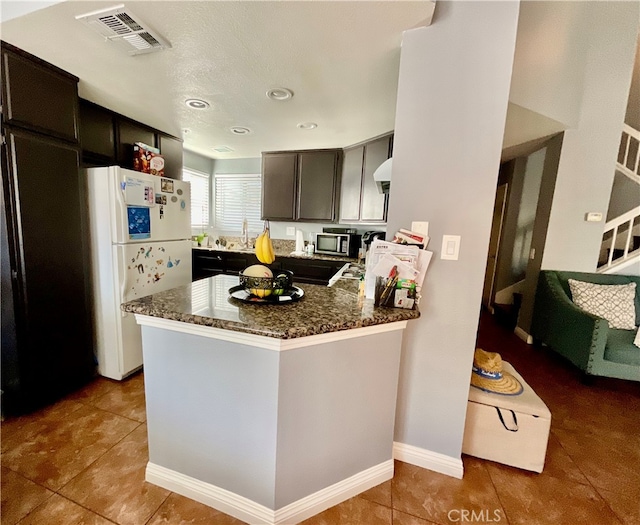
[388,1,519,466]
[541,2,640,271]
[625,37,640,130]
[509,1,588,129]
[184,149,213,175]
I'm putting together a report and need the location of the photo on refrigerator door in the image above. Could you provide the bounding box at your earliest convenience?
[128,206,151,239]
[125,243,186,298]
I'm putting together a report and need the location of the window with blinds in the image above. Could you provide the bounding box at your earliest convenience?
[214,174,262,234]
[182,168,210,228]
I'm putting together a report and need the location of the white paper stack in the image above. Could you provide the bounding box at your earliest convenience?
[364,239,433,300]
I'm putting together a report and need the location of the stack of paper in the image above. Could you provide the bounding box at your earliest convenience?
[392,228,430,248]
[365,238,433,304]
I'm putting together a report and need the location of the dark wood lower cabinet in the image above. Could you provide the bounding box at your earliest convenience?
[1,129,95,415]
[193,250,346,285]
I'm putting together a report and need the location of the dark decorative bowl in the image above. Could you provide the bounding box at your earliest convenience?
[239,270,293,298]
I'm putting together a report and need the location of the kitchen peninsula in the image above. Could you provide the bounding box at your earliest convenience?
[122,274,419,525]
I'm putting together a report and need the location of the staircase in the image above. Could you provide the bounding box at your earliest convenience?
[597,124,640,274]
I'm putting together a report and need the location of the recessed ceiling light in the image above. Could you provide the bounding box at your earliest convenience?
[297,122,318,130]
[266,88,294,101]
[230,126,252,135]
[185,98,210,110]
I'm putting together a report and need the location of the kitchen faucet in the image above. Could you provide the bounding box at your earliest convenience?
[241,218,249,249]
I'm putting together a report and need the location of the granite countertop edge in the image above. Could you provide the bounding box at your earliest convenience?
[122,302,420,340]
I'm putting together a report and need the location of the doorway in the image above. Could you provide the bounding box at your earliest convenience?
[482,133,564,337]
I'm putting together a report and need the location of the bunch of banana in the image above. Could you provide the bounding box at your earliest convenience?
[255,222,275,264]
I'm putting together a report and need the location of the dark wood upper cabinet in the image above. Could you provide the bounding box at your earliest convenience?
[297,151,339,221]
[1,44,79,143]
[262,153,297,220]
[116,118,156,171]
[360,136,390,223]
[77,98,183,179]
[339,133,391,224]
[158,134,184,180]
[78,99,115,165]
[262,149,341,222]
[339,146,365,222]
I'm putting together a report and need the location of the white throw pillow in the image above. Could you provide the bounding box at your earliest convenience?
[635,327,640,348]
[568,280,637,330]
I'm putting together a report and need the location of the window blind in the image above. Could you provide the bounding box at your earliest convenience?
[214,174,262,234]
[182,168,210,228]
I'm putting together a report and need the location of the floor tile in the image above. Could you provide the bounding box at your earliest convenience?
[59,425,168,525]
[358,479,392,508]
[391,458,505,525]
[1,466,53,525]
[552,427,640,497]
[66,376,120,405]
[15,493,116,525]
[478,431,590,488]
[392,509,440,525]
[0,398,85,447]
[597,488,640,525]
[145,493,248,525]
[1,404,139,491]
[489,461,622,525]
[299,494,392,525]
[86,372,146,422]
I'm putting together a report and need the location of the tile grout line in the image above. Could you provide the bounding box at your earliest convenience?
[590,485,627,525]
[142,491,173,525]
[54,420,145,496]
[477,459,512,525]
[549,426,606,496]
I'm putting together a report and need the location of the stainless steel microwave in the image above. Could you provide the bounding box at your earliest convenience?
[313,232,360,258]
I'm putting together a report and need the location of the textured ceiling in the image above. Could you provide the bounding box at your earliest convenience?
[1,1,432,159]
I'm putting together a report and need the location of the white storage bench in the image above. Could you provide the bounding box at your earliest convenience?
[462,361,551,473]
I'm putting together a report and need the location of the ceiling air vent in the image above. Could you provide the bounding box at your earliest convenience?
[212,146,235,153]
[75,3,170,56]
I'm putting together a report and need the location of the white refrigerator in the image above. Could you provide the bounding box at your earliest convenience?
[85,166,192,380]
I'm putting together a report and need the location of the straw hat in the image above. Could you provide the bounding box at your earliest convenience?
[470,348,523,396]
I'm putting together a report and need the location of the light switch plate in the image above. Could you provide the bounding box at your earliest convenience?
[411,221,429,237]
[441,235,461,260]
[286,227,296,236]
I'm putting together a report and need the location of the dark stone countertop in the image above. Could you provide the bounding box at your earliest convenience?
[121,274,420,339]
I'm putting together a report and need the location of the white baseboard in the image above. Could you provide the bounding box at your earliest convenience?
[146,459,393,525]
[514,326,533,345]
[393,442,464,479]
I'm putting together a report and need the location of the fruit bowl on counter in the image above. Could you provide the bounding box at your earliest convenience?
[229,266,303,304]
[240,266,293,298]
[228,221,304,304]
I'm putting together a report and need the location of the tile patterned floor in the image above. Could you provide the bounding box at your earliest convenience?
[2,311,639,524]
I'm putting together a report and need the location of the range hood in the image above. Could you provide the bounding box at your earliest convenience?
[373,158,392,194]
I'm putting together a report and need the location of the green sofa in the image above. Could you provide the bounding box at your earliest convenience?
[531,270,640,382]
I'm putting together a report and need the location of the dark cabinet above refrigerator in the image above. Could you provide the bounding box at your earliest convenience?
[78,98,184,180]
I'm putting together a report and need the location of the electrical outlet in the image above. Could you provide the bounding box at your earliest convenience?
[286,227,295,236]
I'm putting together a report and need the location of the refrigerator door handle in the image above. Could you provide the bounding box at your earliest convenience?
[118,246,128,317]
